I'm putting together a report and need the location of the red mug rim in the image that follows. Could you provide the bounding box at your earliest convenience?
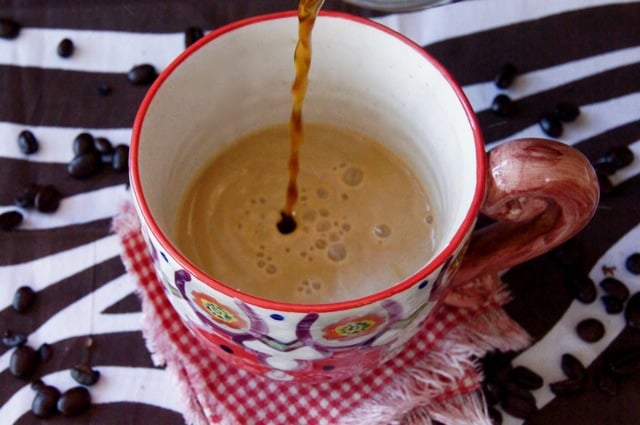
[130,10,486,314]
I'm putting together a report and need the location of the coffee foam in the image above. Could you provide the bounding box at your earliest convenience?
[174,123,436,304]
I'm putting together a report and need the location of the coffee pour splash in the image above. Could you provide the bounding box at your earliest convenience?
[277,0,325,235]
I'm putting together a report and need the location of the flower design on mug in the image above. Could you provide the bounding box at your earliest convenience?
[321,312,387,341]
[191,291,249,331]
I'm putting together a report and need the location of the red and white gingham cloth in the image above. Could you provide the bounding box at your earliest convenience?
[114,204,530,425]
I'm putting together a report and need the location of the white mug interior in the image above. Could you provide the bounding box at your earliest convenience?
[132,12,484,303]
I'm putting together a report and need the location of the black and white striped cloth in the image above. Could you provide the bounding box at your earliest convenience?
[1,1,639,424]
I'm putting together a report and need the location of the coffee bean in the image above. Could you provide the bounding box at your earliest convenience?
[597,372,618,396]
[608,349,640,376]
[593,160,618,177]
[71,364,101,386]
[601,295,625,314]
[73,132,95,155]
[17,130,39,154]
[56,38,74,58]
[491,94,514,116]
[2,330,27,347]
[96,83,112,96]
[549,378,585,396]
[127,63,157,85]
[38,343,53,363]
[68,153,101,179]
[94,137,114,155]
[0,17,20,39]
[603,145,634,170]
[565,270,597,304]
[185,26,204,48]
[57,386,91,417]
[599,277,630,302]
[626,253,640,275]
[112,144,129,172]
[9,345,39,379]
[32,385,61,418]
[576,318,605,342]
[500,390,537,420]
[560,353,586,381]
[35,185,61,213]
[552,239,583,266]
[494,63,518,89]
[508,365,543,390]
[31,378,45,391]
[554,101,580,122]
[482,380,503,406]
[538,114,563,138]
[15,184,41,208]
[13,286,36,312]
[625,292,640,330]
[0,210,23,231]
[488,406,503,425]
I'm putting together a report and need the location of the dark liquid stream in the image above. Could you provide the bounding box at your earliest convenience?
[277,0,324,234]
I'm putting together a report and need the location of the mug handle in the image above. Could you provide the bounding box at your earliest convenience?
[445,138,600,308]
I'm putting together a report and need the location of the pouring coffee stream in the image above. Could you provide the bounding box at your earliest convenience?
[277,0,325,235]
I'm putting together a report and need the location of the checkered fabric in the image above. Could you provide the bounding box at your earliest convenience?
[114,206,528,425]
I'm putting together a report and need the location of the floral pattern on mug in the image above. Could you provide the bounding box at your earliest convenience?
[321,312,387,342]
[191,291,250,332]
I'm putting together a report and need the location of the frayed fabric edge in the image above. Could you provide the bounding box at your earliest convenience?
[340,284,531,425]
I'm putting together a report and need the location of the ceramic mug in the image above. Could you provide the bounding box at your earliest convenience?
[129,11,599,382]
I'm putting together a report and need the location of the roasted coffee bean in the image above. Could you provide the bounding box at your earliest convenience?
[607,349,640,376]
[94,137,114,155]
[0,210,23,231]
[35,185,61,213]
[538,114,563,138]
[18,130,39,154]
[127,63,157,85]
[576,318,605,342]
[14,184,41,208]
[554,101,580,122]
[500,390,537,420]
[625,292,640,330]
[32,385,61,418]
[626,253,640,275]
[9,345,39,379]
[549,378,585,396]
[57,38,74,58]
[490,94,514,116]
[73,132,95,155]
[482,380,503,406]
[2,330,27,347]
[599,277,630,302]
[601,295,625,314]
[488,406,503,425]
[601,145,634,170]
[38,343,53,363]
[13,286,36,312]
[597,372,618,396]
[508,365,543,390]
[57,386,91,417]
[96,83,112,96]
[597,174,614,195]
[112,144,129,172]
[494,63,518,89]
[565,270,597,304]
[68,153,101,179]
[184,26,204,48]
[560,353,586,381]
[0,17,20,39]
[71,364,101,386]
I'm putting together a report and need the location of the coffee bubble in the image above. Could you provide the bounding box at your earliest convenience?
[302,210,317,222]
[266,264,277,274]
[316,219,331,232]
[341,223,351,232]
[316,187,329,199]
[373,224,391,238]
[315,238,327,249]
[327,243,346,262]
[319,208,329,217]
[342,166,364,186]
